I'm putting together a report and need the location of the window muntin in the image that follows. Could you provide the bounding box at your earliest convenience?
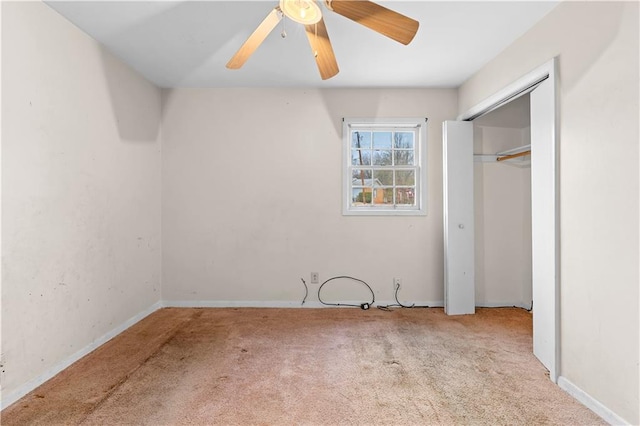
[343,118,427,216]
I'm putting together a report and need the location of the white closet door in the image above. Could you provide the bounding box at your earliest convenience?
[443,121,475,315]
[530,78,558,380]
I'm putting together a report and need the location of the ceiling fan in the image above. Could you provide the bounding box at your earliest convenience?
[226,0,419,80]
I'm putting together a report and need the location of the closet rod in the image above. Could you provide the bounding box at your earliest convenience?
[497,150,531,162]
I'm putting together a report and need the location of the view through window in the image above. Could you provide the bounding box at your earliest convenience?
[343,118,427,215]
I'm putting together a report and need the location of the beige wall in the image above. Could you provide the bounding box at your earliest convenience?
[1,2,162,405]
[161,88,457,305]
[459,2,639,423]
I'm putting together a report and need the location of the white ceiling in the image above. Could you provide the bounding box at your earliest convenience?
[45,1,559,88]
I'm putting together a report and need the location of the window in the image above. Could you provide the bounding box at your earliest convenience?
[343,118,427,216]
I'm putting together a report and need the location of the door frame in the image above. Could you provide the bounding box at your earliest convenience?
[457,58,560,382]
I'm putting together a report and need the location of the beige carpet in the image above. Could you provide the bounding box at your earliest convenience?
[2,307,604,425]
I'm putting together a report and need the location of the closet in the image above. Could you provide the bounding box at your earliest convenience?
[443,60,558,378]
[472,94,532,309]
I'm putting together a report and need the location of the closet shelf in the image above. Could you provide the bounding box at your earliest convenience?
[474,144,531,168]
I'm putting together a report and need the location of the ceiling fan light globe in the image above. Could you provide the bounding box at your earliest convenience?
[279,0,322,25]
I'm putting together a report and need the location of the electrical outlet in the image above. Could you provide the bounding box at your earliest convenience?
[393,277,402,290]
[311,272,319,284]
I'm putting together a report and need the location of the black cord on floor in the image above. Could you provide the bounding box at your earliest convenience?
[300,278,308,306]
[318,276,375,310]
[377,283,430,311]
[482,305,533,312]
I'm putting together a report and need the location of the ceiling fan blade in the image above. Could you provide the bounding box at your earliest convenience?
[226,7,282,69]
[326,0,419,45]
[305,17,339,80]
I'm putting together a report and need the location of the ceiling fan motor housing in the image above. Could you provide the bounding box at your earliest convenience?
[279,0,322,25]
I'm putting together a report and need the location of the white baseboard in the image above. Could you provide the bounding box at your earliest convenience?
[162,300,444,309]
[375,300,443,308]
[0,301,163,411]
[163,300,310,308]
[558,376,630,425]
[476,301,532,310]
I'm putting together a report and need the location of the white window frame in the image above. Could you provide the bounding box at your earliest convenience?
[342,117,428,216]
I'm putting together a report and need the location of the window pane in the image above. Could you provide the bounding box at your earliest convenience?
[396,170,415,185]
[352,150,371,165]
[394,132,414,149]
[372,132,392,149]
[373,170,393,185]
[352,131,371,149]
[373,188,394,205]
[394,150,414,165]
[352,188,373,204]
[373,150,392,165]
[352,169,372,183]
[395,188,415,205]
